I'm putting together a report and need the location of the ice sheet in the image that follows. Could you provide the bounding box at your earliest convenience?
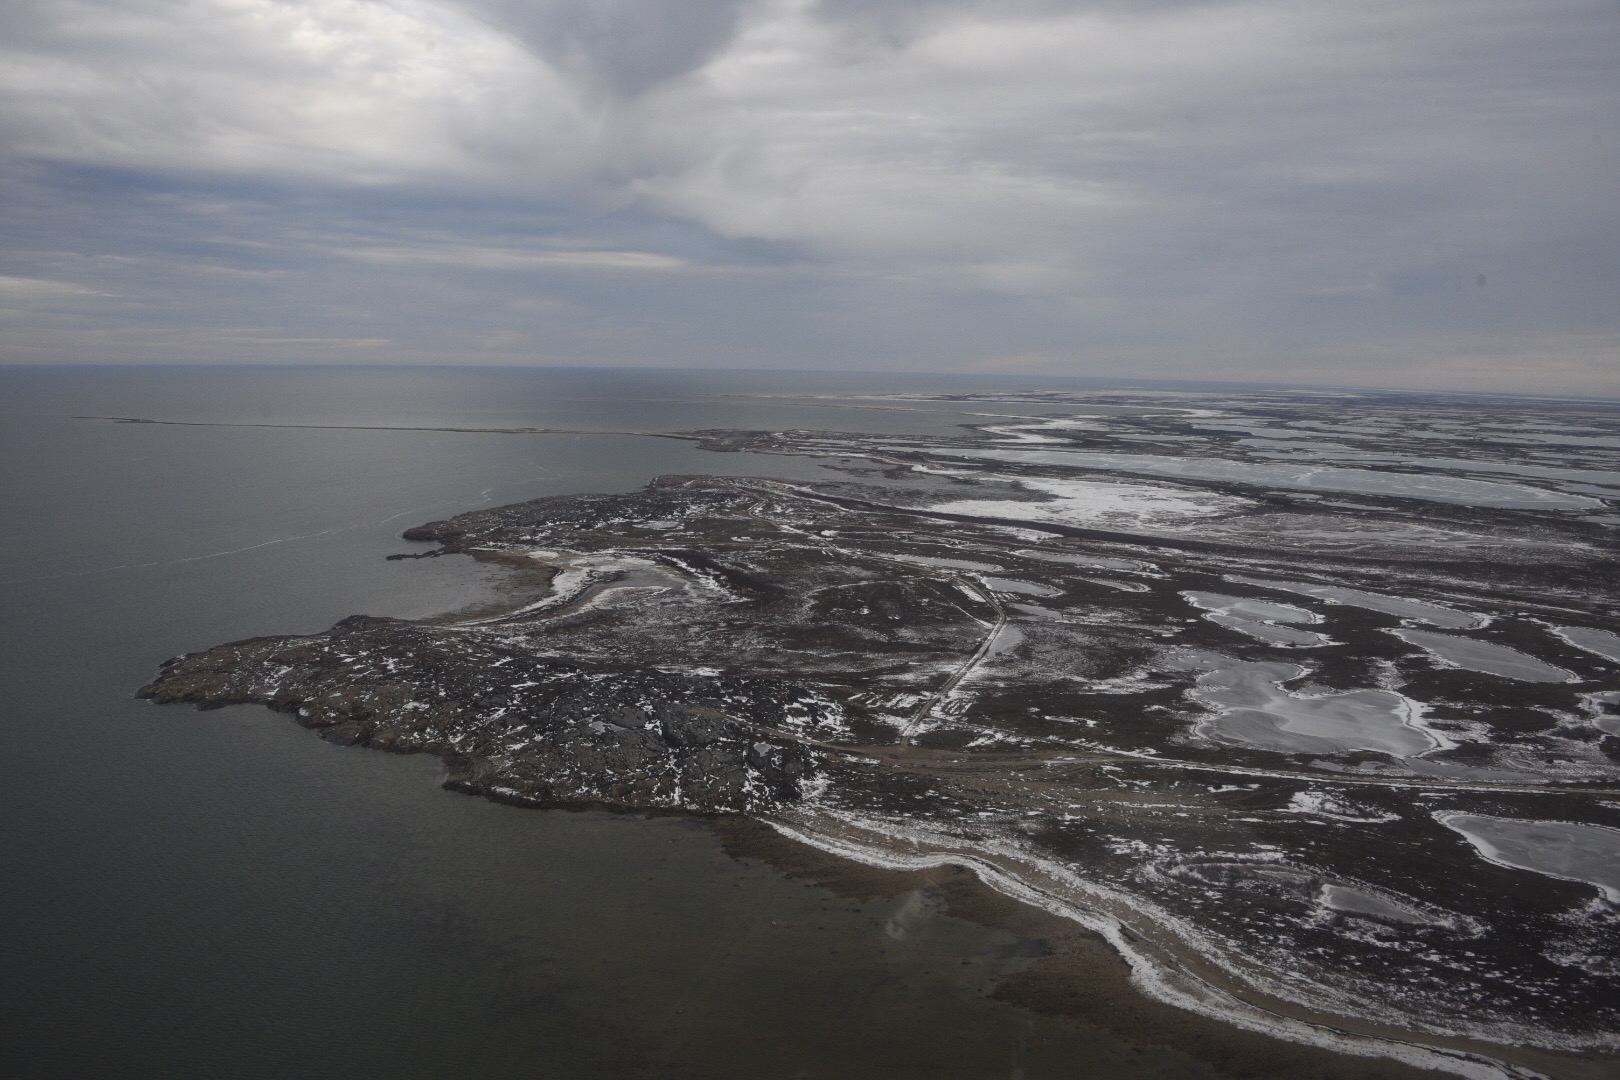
[1185,658,1439,758]
[929,475,1243,530]
[1014,549,1154,573]
[887,554,1004,572]
[983,576,1063,597]
[1184,591,1319,624]
[1437,813,1620,903]
[1554,625,1620,664]
[934,448,1603,510]
[1228,577,1479,629]
[1393,629,1573,683]
[1319,884,1443,926]
[1184,592,1332,647]
[1205,614,1333,647]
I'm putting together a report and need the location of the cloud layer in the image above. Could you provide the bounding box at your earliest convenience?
[2,0,1616,392]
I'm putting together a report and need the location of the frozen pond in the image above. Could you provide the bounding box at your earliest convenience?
[1183,592,1332,647]
[1437,814,1620,903]
[1555,625,1620,664]
[1183,591,1318,625]
[982,576,1064,597]
[934,448,1603,510]
[984,623,1026,658]
[1407,456,1620,491]
[1185,658,1439,758]
[1319,884,1445,926]
[1084,577,1149,593]
[886,554,1004,573]
[928,475,1242,530]
[1205,614,1331,647]
[1015,549,1155,574]
[1229,577,1479,629]
[1393,629,1573,683]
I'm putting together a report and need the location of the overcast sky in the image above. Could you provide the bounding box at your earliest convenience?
[2,0,1615,392]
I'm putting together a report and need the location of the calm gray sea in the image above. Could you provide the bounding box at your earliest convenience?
[0,366,1211,1079]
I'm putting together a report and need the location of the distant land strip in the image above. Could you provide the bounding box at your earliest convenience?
[71,415,697,441]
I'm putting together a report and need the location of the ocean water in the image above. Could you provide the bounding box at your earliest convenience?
[0,366,1210,1080]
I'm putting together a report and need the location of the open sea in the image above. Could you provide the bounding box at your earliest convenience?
[0,366,1213,1079]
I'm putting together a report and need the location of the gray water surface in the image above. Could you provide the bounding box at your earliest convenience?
[0,367,1212,1080]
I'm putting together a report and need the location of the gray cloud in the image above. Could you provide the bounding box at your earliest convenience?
[0,0,1615,393]
[465,0,748,97]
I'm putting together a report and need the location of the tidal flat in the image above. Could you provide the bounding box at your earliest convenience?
[130,383,1620,1079]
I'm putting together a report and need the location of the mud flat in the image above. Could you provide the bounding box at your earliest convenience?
[135,386,1620,1078]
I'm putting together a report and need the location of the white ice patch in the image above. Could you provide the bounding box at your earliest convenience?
[656,553,736,598]
[1285,791,1399,824]
[1393,629,1574,683]
[778,688,854,736]
[1437,813,1620,903]
[934,448,1603,510]
[1229,577,1481,629]
[468,565,594,621]
[1582,692,1620,736]
[1073,671,1177,695]
[928,475,1244,531]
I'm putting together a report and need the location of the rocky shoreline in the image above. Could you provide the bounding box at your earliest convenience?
[141,615,821,815]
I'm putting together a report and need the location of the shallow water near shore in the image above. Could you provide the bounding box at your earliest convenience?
[0,366,1216,1079]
